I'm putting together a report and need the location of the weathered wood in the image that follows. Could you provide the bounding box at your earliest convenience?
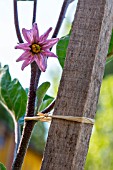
[41,0,113,170]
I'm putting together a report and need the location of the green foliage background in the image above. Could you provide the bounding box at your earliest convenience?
[85,76,113,170]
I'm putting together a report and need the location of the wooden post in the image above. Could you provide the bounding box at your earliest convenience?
[41,0,113,170]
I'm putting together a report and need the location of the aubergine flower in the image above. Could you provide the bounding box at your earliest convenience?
[15,23,59,71]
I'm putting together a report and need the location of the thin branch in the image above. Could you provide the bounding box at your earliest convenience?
[52,0,72,38]
[13,0,23,43]
[32,0,37,24]
[12,62,41,170]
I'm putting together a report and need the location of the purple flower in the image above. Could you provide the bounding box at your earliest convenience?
[15,23,59,72]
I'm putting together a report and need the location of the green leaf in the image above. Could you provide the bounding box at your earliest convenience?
[0,65,27,121]
[43,94,54,101]
[0,65,11,93]
[0,163,6,170]
[104,30,113,76]
[106,55,113,65]
[108,29,113,55]
[0,102,14,130]
[36,82,50,112]
[39,96,54,112]
[56,34,70,68]
[106,29,113,65]
[104,30,113,77]
[104,58,113,77]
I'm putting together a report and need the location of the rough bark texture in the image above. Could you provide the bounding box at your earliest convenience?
[41,0,113,170]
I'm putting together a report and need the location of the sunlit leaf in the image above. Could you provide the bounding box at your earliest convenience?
[0,163,6,170]
[0,65,27,121]
[43,94,54,101]
[36,82,50,112]
[56,34,70,68]
[39,95,54,112]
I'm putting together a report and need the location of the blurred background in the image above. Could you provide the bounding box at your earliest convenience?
[0,0,113,170]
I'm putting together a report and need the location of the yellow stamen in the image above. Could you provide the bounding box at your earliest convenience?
[31,44,41,54]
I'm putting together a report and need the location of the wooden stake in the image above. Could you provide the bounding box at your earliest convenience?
[41,0,113,170]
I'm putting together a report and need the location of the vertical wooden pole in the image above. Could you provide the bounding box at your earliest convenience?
[41,0,113,169]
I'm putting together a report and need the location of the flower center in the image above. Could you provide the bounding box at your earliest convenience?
[31,44,41,54]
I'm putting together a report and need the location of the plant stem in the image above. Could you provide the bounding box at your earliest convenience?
[32,0,37,24]
[13,0,23,43]
[12,62,41,170]
[52,0,72,38]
